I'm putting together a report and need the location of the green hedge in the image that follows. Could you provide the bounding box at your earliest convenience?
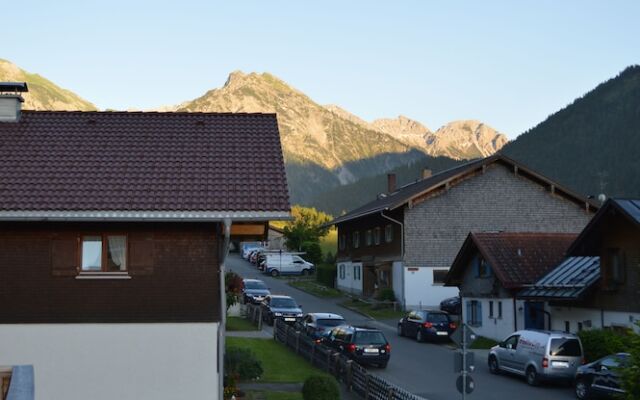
[302,375,340,400]
[316,263,336,288]
[578,328,633,362]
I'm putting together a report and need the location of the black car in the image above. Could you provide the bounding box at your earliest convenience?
[440,296,462,315]
[574,353,629,399]
[296,313,346,341]
[242,278,270,304]
[324,325,390,368]
[260,295,303,325]
[397,309,456,342]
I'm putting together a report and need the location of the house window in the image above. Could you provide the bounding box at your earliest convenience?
[365,230,373,246]
[475,257,492,278]
[467,300,482,327]
[608,248,625,285]
[384,224,393,243]
[339,234,346,250]
[353,265,361,281]
[564,321,570,333]
[353,232,360,248]
[432,269,448,285]
[489,301,494,318]
[498,301,503,319]
[81,235,127,272]
[339,264,345,279]
[373,227,381,245]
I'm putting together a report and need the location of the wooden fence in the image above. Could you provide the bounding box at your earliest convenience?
[268,315,427,400]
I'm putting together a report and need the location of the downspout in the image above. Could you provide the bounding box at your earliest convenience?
[219,218,232,400]
[380,210,405,309]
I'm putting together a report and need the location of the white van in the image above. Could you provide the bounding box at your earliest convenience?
[488,329,584,386]
[264,254,314,277]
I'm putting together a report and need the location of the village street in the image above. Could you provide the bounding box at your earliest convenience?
[227,254,575,400]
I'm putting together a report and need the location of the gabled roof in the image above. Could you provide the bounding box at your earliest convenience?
[568,198,640,255]
[446,232,577,289]
[329,154,595,226]
[518,256,600,300]
[0,111,290,221]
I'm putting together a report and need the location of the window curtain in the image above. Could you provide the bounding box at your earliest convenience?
[108,236,127,271]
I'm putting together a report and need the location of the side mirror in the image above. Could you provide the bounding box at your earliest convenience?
[599,364,608,371]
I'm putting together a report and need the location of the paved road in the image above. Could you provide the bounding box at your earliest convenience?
[227,254,575,400]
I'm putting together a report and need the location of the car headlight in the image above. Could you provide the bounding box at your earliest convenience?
[296,313,303,317]
[274,312,283,316]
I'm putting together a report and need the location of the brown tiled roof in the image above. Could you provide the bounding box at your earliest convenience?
[0,111,290,216]
[447,232,577,289]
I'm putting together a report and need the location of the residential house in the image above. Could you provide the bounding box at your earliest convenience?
[520,199,640,333]
[329,154,595,308]
[0,84,290,400]
[445,232,576,341]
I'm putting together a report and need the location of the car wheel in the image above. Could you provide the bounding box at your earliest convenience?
[397,324,404,337]
[416,329,424,343]
[270,269,279,277]
[488,356,500,374]
[301,269,309,276]
[526,366,539,386]
[574,378,591,400]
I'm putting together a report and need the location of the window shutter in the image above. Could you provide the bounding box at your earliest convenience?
[477,301,483,327]
[51,238,78,276]
[465,301,472,325]
[129,237,154,276]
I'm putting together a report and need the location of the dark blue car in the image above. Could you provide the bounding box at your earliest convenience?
[242,279,270,304]
[574,353,629,399]
[397,309,456,342]
[296,313,346,341]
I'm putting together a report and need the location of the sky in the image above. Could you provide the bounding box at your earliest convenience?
[6,1,640,138]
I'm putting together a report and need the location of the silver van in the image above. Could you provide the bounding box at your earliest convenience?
[488,330,584,386]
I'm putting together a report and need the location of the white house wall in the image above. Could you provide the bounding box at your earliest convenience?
[392,261,405,305]
[0,323,219,400]
[403,267,458,308]
[548,306,640,333]
[336,261,363,295]
[462,297,527,341]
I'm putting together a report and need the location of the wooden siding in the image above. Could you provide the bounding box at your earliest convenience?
[0,221,221,323]
[336,209,403,263]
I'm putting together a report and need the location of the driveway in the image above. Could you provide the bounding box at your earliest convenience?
[227,254,575,400]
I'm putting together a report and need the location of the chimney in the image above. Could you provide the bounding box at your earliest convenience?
[421,167,432,180]
[387,173,396,193]
[0,82,28,123]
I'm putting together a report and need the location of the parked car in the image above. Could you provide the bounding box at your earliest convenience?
[260,295,303,325]
[488,330,584,386]
[574,353,629,399]
[241,242,262,259]
[242,279,270,304]
[264,254,315,277]
[324,325,390,368]
[296,313,346,341]
[440,296,462,315]
[397,309,456,342]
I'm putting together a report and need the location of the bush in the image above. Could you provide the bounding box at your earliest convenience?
[302,375,340,400]
[301,241,323,265]
[316,263,336,288]
[225,346,263,381]
[621,323,640,400]
[578,328,633,362]
[376,288,396,302]
[225,271,243,311]
[324,251,336,264]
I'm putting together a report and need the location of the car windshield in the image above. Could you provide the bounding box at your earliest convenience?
[317,319,345,327]
[354,331,387,345]
[427,313,449,323]
[244,281,267,290]
[549,338,582,356]
[271,298,297,308]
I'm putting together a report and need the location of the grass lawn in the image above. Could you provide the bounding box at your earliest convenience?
[289,280,342,298]
[470,336,499,349]
[340,298,405,320]
[244,391,303,400]
[226,337,330,383]
[227,316,258,331]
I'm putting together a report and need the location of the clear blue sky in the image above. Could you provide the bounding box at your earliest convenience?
[6,1,639,138]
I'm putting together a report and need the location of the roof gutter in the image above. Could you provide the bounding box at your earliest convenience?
[0,210,292,222]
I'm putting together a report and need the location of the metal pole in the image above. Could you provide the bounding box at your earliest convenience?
[462,323,467,400]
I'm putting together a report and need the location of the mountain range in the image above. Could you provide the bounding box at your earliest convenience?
[3,58,637,216]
